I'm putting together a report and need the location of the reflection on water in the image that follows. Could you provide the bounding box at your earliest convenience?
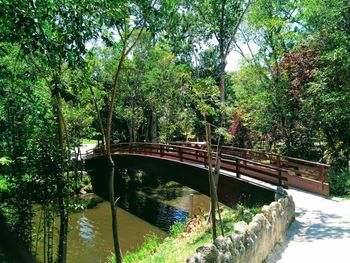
[77,216,95,245]
[64,201,165,263]
[34,171,211,262]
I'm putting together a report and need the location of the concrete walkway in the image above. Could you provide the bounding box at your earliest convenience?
[266,188,350,263]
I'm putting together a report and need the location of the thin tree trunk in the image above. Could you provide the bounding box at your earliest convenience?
[205,123,217,241]
[105,49,126,263]
[151,110,157,142]
[211,130,225,236]
[219,52,226,127]
[53,93,69,263]
[130,94,135,143]
[89,86,106,152]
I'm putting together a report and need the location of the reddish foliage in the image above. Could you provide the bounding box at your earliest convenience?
[279,45,320,97]
[228,112,253,147]
[228,113,242,137]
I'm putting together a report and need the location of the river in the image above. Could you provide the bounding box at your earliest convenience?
[34,170,211,262]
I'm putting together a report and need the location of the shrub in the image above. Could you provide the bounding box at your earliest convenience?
[169,221,185,238]
[327,169,350,196]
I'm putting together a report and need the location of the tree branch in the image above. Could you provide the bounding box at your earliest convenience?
[225,0,251,56]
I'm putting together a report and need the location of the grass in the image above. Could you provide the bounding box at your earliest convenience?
[107,203,262,263]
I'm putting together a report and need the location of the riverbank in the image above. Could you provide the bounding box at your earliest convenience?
[108,204,262,263]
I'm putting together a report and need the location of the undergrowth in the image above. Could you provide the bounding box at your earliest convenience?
[0,175,9,193]
[327,169,350,196]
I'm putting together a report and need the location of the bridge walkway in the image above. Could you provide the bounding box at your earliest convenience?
[266,188,350,262]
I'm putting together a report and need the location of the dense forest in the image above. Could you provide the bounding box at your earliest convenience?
[0,0,350,262]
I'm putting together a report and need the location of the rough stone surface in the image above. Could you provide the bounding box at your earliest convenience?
[196,244,220,262]
[275,186,288,200]
[186,195,295,263]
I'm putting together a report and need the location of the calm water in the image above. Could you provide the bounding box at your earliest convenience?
[34,171,211,263]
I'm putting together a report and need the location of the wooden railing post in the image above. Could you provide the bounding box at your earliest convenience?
[276,155,282,185]
[276,154,281,168]
[320,165,325,190]
[160,144,164,156]
[235,159,240,178]
[179,147,183,161]
[278,169,282,186]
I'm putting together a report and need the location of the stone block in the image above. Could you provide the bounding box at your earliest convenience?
[196,244,219,262]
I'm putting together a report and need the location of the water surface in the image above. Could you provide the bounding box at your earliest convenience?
[34,171,211,262]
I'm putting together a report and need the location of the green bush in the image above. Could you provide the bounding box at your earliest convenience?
[0,175,9,193]
[169,221,185,238]
[327,169,350,196]
[233,203,262,223]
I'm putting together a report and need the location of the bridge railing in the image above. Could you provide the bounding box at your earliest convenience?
[169,141,329,187]
[111,142,208,166]
[109,142,288,187]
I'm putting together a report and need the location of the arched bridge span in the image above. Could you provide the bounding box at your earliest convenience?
[85,143,330,205]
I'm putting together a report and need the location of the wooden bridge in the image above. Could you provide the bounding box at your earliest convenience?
[86,142,330,197]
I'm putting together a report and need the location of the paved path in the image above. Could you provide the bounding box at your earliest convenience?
[266,188,350,263]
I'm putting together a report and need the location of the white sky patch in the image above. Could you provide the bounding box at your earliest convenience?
[226,51,242,72]
[226,41,259,72]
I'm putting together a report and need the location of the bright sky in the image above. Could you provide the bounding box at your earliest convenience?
[226,51,242,72]
[226,41,259,72]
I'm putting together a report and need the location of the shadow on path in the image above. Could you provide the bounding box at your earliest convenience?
[266,195,350,263]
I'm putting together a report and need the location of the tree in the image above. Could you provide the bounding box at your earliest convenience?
[190,0,250,125]
[300,0,350,167]
[99,1,159,261]
[0,1,101,262]
[232,0,304,153]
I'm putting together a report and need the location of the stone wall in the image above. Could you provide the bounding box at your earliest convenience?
[187,193,295,263]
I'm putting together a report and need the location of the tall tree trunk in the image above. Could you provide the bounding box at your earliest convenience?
[205,123,218,241]
[105,49,126,263]
[130,95,135,143]
[219,51,227,127]
[151,110,157,142]
[52,92,69,263]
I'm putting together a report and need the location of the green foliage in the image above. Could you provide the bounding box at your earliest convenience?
[327,169,350,196]
[190,0,247,46]
[185,77,220,119]
[169,221,185,238]
[231,0,350,167]
[0,175,9,193]
[233,203,262,223]
[0,157,12,166]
